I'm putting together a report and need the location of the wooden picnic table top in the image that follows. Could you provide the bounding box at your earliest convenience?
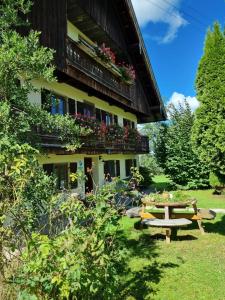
[142,200,191,209]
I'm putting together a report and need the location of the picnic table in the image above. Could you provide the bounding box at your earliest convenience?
[140,199,217,243]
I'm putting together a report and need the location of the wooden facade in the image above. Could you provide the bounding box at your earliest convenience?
[29,0,166,123]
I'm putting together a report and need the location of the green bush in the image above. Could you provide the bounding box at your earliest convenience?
[139,166,153,188]
[209,172,225,194]
[14,191,126,300]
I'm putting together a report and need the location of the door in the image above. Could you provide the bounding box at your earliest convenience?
[84,157,93,193]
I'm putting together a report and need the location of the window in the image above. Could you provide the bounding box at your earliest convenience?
[51,95,66,115]
[123,118,135,128]
[96,108,102,122]
[95,108,117,125]
[102,111,113,125]
[41,89,76,116]
[43,162,78,190]
[125,159,137,177]
[104,160,120,181]
[54,163,68,189]
[68,98,76,115]
[69,162,78,189]
[77,101,94,117]
[114,115,118,125]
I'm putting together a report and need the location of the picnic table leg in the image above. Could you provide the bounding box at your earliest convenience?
[164,206,170,220]
[165,228,171,244]
[165,206,172,243]
[192,202,205,235]
[197,220,205,235]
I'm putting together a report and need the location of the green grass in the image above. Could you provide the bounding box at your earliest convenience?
[150,175,225,209]
[118,214,225,300]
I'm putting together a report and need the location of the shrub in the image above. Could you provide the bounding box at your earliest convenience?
[209,172,225,194]
[139,166,153,188]
[13,191,126,299]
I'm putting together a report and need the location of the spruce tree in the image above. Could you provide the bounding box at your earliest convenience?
[165,101,209,188]
[192,23,225,179]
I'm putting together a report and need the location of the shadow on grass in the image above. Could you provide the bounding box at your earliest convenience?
[116,227,179,299]
[177,215,225,237]
[203,215,225,236]
[150,233,198,242]
[118,261,178,300]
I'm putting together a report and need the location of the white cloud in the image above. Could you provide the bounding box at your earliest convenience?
[167,92,199,112]
[131,0,187,43]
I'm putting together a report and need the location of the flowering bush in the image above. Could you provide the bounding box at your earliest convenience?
[95,43,116,64]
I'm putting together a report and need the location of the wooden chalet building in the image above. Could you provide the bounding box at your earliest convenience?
[28,0,166,193]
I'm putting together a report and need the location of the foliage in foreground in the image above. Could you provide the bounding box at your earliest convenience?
[0,1,125,299]
[13,192,125,300]
[192,23,225,185]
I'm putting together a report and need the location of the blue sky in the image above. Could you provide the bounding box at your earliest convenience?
[132,0,225,109]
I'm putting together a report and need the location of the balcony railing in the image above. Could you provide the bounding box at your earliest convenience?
[39,134,149,155]
[66,38,134,101]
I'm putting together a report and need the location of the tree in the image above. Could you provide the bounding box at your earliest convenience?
[165,101,209,188]
[192,23,225,182]
[153,123,168,171]
[140,123,166,175]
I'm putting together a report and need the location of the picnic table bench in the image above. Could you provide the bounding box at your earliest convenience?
[142,218,192,243]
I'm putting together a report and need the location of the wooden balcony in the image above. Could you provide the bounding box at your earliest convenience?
[66,38,135,102]
[39,134,149,155]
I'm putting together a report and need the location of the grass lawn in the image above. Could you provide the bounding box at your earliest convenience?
[150,175,225,209]
[118,214,225,300]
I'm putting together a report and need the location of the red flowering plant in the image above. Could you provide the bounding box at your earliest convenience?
[73,113,99,136]
[106,124,124,142]
[73,114,109,139]
[95,43,116,64]
[73,114,141,144]
[118,63,136,84]
[124,126,141,142]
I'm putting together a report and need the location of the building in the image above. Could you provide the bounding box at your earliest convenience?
[28,0,166,193]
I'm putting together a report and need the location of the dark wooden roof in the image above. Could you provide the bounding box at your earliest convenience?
[67,0,167,122]
[124,0,167,120]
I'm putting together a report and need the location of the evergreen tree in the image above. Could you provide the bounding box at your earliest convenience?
[192,23,225,179]
[165,101,209,188]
